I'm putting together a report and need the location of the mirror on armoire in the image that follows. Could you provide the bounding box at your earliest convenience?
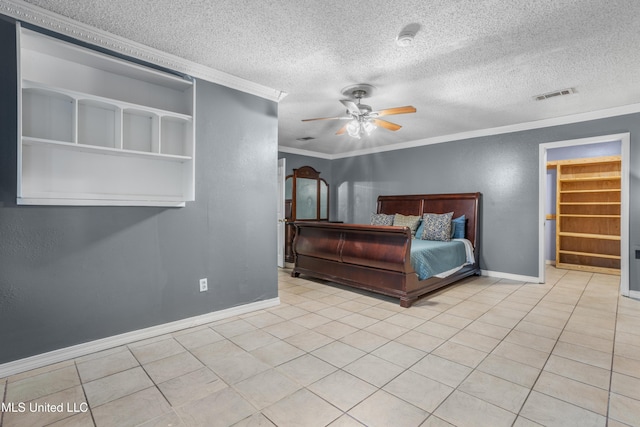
[284,166,329,262]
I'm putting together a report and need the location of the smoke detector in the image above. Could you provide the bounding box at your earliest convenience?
[396,31,415,47]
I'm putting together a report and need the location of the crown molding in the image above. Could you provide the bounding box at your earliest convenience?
[0,0,287,102]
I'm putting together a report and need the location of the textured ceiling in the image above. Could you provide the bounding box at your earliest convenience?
[18,0,640,157]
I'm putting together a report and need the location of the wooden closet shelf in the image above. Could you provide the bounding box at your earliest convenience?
[559,189,621,194]
[558,214,620,218]
[559,177,620,182]
[559,202,620,206]
[558,250,620,260]
[558,232,621,240]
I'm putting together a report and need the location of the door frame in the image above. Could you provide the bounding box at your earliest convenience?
[277,158,286,268]
[538,133,630,295]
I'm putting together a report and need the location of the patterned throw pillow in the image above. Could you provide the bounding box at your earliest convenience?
[393,214,421,237]
[370,213,394,226]
[421,212,454,241]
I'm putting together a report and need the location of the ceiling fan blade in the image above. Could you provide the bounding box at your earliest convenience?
[302,116,350,122]
[373,106,416,117]
[340,99,361,115]
[372,118,402,131]
[335,124,348,135]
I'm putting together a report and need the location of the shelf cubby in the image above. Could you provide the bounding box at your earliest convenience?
[17,26,195,207]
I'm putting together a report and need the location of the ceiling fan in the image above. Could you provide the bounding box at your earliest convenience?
[302,84,417,138]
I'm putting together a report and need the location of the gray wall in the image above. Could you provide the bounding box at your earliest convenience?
[0,19,279,364]
[330,117,639,288]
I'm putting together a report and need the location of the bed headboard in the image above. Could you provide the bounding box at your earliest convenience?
[377,193,481,249]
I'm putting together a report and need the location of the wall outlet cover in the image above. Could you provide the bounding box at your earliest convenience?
[199,278,208,292]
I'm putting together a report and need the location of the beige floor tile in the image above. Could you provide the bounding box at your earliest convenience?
[477,311,522,329]
[505,329,557,353]
[433,390,516,427]
[613,354,640,379]
[432,341,488,368]
[363,321,409,340]
[172,327,224,350]
[190,339,245,366]
[337,300,373,313]
[559,330,613,353]
[229,329,281,352]
[207,352,271,385]
[316,306,353,320]
[608,392,640,426]
[157,367,226,407]
[242,311,286,328]
[308,370,377,411]
[543,355,611,389]
[129,338,185,365]
[610,372,640,400]
[339,312,380,329]
[234,369,301,409]
[7,359,76,383]
[552,341,612,369]
[410,354,473,388]
[477,354,541,388]
[266,304,309,320]
[284,330,334,352]
[5,365,81,403]
[138,410,185,427]
[492,341,550,369]
[143,351,204,384]
[83,366,153,407]
[513,320,563,340]
[511,416,545,427]
[261,320,308,339]
[339,329,389,352]
[250,340,305,367]
[47,411,96,427]
[349,389,428,427]
[384,370,453,412]
[313,320,358,339]
[2,385,87,427]
[327,414,366,427]
[432,313,473,329]
[615,330,640,347]
[92,387,172,427]
[394,330,445,353]
[290,312,333,329]
[343,354,405,387]
[311,341,366,368]
[414,321,460,340]
[76,350,140,383]
[463,320,511,340]
[358,306,398,320]
[420,415,456,426]
[385,312,427,329]
[533,371,609,415]
[232,412,276,426]
[519,390,606,427]
[458,370,530,413]
[174,387,255,427]
[276,354,337,386]
[614,341,640,361]
[371,341,426,368]
[210,318,257,338]
[450,329,501,353]
[263,388,342,427]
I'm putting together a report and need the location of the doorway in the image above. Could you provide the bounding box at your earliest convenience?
[538,133,630,296]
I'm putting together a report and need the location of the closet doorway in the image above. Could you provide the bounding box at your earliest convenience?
[538,133,630,296]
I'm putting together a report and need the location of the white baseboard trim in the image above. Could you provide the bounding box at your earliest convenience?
[545,260,556,266]
[0,297,280,378]
[481,270,541,283]
[627,290,640,300]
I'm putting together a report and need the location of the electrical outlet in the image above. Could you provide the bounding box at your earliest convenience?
[199,278,208,292]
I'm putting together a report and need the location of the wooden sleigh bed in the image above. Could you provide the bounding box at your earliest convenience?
[291,193,481,307]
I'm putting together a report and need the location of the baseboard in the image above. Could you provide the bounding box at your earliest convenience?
[627,290,640,300]
[0,297,280,378]
[480,270,541,283]
[545,260,556,266]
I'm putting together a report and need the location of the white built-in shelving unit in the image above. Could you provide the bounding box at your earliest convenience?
[17,25,196,206]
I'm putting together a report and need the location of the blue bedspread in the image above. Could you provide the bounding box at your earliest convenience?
[410,239,468,280]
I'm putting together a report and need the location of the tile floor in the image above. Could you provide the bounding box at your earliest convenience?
[1,266,639,427]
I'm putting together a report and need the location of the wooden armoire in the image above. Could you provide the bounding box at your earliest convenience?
[284,166,329,263]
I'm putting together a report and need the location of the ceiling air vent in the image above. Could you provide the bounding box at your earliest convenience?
[296,137,315,141]
[534,88,576,101]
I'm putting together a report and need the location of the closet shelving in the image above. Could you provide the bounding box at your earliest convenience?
[17,26,196,206]
[555,156,621,275]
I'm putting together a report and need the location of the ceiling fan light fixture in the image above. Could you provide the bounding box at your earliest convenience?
[346,119,361,138]
[396,31,415,47]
